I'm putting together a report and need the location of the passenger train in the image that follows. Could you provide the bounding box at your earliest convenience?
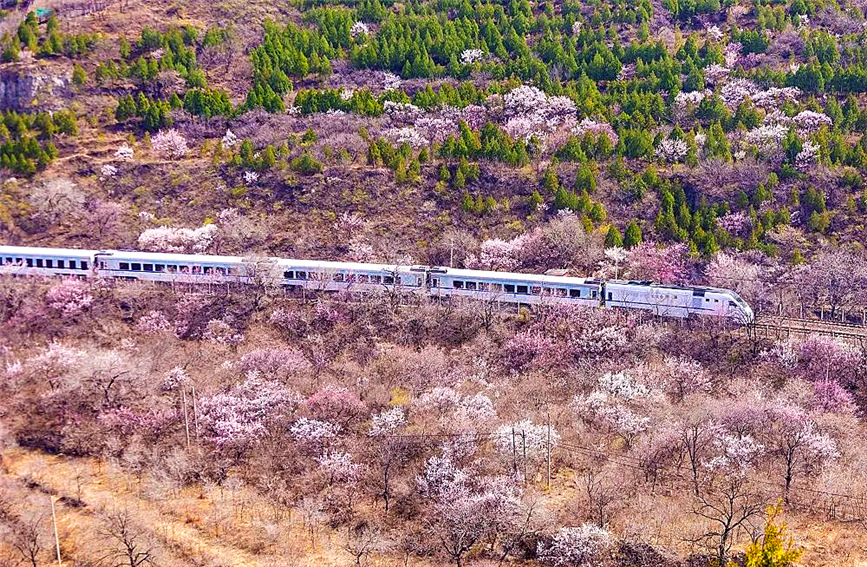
[0,245,755,323]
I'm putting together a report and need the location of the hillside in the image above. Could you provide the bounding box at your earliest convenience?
[4,0,867,565]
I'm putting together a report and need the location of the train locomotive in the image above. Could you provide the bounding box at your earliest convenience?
[0,245,755,323]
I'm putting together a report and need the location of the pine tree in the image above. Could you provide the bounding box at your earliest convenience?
[624,221,642,248]
[605,225,623,247]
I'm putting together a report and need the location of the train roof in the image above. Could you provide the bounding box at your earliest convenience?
[0,245,97,258]
[99,249,246,264]
[275,258,405,272]
[440,267,594,286]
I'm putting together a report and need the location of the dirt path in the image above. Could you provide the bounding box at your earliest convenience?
[1,449,286,567]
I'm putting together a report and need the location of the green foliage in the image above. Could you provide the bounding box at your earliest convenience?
[183,88,233,118]
[440,121,530,166]
[295,88,383,115]
[115,93,173,131]
[745,505,802,567]
[246,20,336,111]
[605,224,623,247]
[290,153,324,174]
[72,64,87,85]
[624,221,642,248]
[0,110,71,175]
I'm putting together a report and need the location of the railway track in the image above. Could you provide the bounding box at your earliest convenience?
[753,315,867,344]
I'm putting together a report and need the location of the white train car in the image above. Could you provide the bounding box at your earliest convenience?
[1,245,95,276]
[95,250,248,284]
[604,280,753,322]
[0,245,755,323]
[277,259,425,293]
[431,267,603,307]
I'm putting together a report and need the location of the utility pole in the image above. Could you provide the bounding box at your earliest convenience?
[191,382,199,442]
[511,427,517,477]
[546,412,552,489]
[50,496,62,567]
[181,387,191,450]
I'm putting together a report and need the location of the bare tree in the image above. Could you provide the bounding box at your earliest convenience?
[581,469,623,528]
[4,514,46,567]
[99,510,158,567]
[795,247,867,318]
[692,475,764,567]
[344,521,390,566]
[241,256,284,308]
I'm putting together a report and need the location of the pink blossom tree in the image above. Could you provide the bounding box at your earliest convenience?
[198,374,301,452]
[45,279,93,319]
[626,241,690,284]
[151,129,189,159]
[305,385,366,427]
[763,403,838,500]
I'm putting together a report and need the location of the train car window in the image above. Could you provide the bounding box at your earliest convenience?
[144,264,154,272]
[120,262,130,270]
[491,283,503,292]
[57,260,65,268]
[215,267,225,275]
[131,263,142,271]
[569,289,580,298]
[45,259,53,268]
[333,273,344,282]
[370,275,381,284]
[283,271,294,279]
[466,282,476,290]
[36,259,44,267]
[432,278,439,287]
[384,275,394,284]
[25,258,33,267]
[357,274,369,283]
[530,286,542,295]
[81,261,88,270]
[517,285,528,294]
[705,298,710,302]
[607,292,613,300]
[591,291,597,298]
[479,282,489,291]
[504,284,515,293]
[155,264,165,272]
[69,260,77,269]
[454,281,464,289]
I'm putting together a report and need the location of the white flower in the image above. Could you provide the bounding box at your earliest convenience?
[114,144,134,161]
[350,21,370,38]
[654,138,688,163]
[221,129,239,148]
[243,171,260,185]
[795,141,820,172]
[370,407,406,436]
[704,64,730,85]
[460,48,484,65]
[100,164,118,178]
[706,25,723,42]
[793,110,833,134]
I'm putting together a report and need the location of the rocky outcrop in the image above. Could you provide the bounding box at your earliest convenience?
[0,65,69,110]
